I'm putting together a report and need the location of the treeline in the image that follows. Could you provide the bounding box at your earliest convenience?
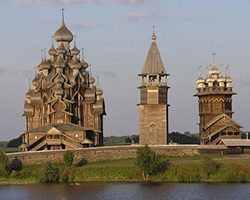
[104,132,199,145]
[1,132,199,149]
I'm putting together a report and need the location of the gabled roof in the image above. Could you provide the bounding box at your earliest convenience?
[219,139,250,147]
[204,113,243,130]
[207,125,242,139]
[28,123,85,133]
[140,33,166,75]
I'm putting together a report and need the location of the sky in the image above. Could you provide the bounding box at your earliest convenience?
[0,0,250,141]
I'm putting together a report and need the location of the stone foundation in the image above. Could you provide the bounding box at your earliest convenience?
[7,145,227,165]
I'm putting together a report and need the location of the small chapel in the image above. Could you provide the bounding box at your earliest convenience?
[19,10,106,151]
[138,30,169,145]
[194,54,242,145]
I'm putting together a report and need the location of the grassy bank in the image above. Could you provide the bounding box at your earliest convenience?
[1,155,250,184]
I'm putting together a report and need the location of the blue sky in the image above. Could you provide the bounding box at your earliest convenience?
[0,0,250,141]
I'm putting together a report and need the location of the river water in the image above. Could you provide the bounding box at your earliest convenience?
[0,182,250,200]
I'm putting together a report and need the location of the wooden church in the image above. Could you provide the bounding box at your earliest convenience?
[194,54,243,145]
[19,11,106,151]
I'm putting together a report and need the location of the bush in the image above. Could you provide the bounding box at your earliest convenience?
[63,151,74,167]
[0,152,10,177]
[136,145,162,180]
[10,157,23,172]
[200,156,219,179]
[176,164,201,182]
[40,163,60,183]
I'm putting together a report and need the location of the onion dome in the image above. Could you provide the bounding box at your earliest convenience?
[152,32,157,42]
[71,45,80,56]
[32,76,39,87]
[48,45,57,56]
[89,73,95,84]
[209,63,220,76]
[54,15,73,43]
[196,76,204,85]
[96,85,103,96]
[70,60,82,69]
[206,76,214,83]
[80,47,89,69]
[37,60,51,71]
[25,89,32,99]
[225,75,232,83]
[218,75,225,83]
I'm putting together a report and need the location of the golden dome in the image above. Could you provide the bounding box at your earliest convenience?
[54,17,73,43]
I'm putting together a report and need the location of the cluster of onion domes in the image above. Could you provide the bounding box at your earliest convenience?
[196,61,233,90]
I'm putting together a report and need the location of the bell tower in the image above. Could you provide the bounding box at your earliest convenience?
[138,31,169,145]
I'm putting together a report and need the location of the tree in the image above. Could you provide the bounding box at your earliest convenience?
[10,157,23,172]
[7,136,22,148]
[125,137,132,143]
[0,152,10,177]
[136,145,162,181]
[63,151,74,167]
[41,163,60,183]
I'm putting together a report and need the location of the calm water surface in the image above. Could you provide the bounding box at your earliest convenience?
[1,182,250,200]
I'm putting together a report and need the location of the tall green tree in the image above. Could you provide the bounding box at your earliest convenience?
[63,151,74,167]
[136,144,162,181]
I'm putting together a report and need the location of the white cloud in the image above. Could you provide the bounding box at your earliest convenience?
[68,20,95,29]
[125,10,168,22]
[14,0,152,6]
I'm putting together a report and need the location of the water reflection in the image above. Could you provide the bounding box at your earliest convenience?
[1,182,250,200]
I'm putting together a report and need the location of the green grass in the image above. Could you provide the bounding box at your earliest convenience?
[2,154,250,184]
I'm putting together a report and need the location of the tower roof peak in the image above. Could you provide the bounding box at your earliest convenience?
[140,31,166,75]
[54,8,73,43]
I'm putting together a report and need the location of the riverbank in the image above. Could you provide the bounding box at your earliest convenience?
[1,154,250,184]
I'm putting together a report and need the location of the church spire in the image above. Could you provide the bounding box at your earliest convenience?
[140,30,166,75]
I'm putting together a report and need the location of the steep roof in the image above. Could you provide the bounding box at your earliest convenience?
[204,113,243,130]
[140,33,166,75]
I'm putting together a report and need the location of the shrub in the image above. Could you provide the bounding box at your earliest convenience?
[63,151,74,167]
[136,144,162,180]
[0,152,10,177]
[176,164,201,182]
[40,163,60,183]
[200,156,219,180]
[10,157,23,172]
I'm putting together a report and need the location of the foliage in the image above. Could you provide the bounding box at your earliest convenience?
[104,135,140,145]
[124,137,132,143]
[40,163,60,183]
[0,141,8,148]
[200,156,219,179]
[0,152,10,177]
[63,151,74,167]
[7,136,22,148]
[10,157,23,172]
[169,132,199,144]
[176,164,202,182]
[136,145,162,180]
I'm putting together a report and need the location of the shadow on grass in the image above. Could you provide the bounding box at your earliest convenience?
[75,158,88,167]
